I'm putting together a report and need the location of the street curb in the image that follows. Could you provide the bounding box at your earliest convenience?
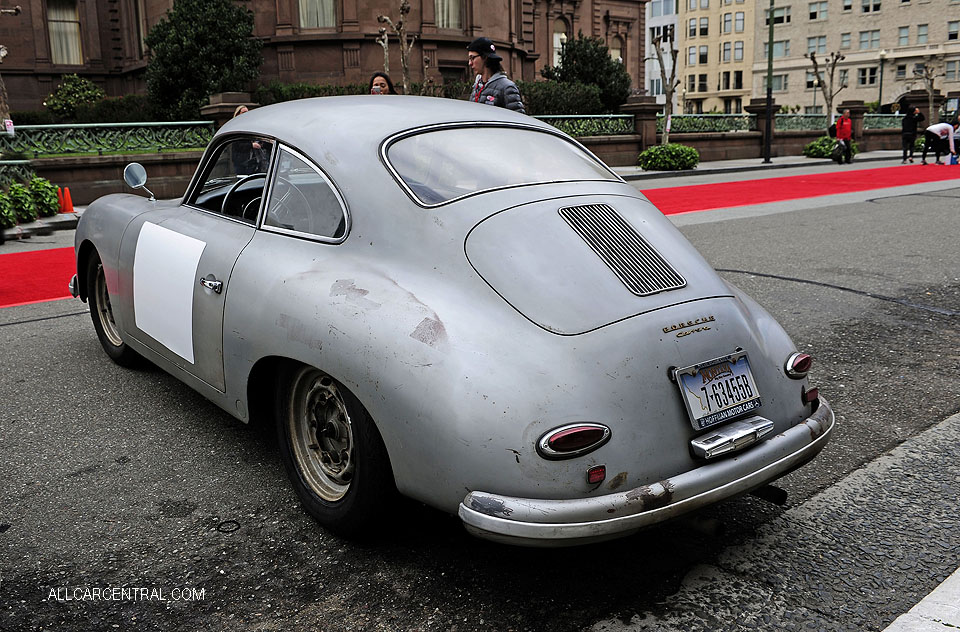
[619,153,901,182]
[2,211,81,242]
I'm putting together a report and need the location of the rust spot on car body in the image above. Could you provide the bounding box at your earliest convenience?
[330,279,381,310]
[625,480,675,511]
[607,472,628,490]
[410,317,448,348]
[276,314,323,350]
[469,495,513,518]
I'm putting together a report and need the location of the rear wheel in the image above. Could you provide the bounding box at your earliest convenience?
[277,365,395,536]
[86,252,141,367]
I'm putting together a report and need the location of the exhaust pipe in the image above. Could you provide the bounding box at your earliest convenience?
[750,484,788,506]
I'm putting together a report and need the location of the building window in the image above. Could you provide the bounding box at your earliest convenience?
[688,0,697,10]
[650,77,663,95]
[688,75,696,92]
[859,30,880,49]
[609,36,624,63]
[858,67,878,85]
[722,41,732,61]
[765,6,791,24]
[722,70,731,89]
[917,24,928,44]
[688,47,697,65]
[734,12,744,32]
[898,26,909,45]
[842,0,852,9]
[762,40,791,59]
[700,0,709,8]
[699,45,708,64]
[300,0,335,28]
[435,0,461,29]
[764,74,789,91]
[734,41,743,61]
[946,60,958,81]
[689,18,697,37]
[722,13,732,32]
[724,97,742,113]
[805,105,823,113]
[806,70,822,88]
[896,64,906,79]
[807,36,826,54]
[734,70,743,88]
[700,17,709,36]
[839,68,849,86]
[841,32,851,48]
[553,19,568,66]
[949,21,959,40]
[650,0,675,17]
[698,73,708,91]
[861,0,881,12]
[809,1,828,19]
[47,0,83,65]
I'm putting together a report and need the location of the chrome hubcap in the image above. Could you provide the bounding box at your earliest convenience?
[289,369,354,502]
[95,264,123,347]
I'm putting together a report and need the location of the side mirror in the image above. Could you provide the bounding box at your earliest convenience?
[123,162,155,200]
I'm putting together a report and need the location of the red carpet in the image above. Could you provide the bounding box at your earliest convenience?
[641,164,960,215]
[0,247,75,308]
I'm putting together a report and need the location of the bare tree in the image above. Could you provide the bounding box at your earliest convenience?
[377,0,417,95]
[376,26,390,75]
[807,51,846,124]
[909,55,945,122]
[647,25,680,144]
[420,54,434,96]
[0,5,23,126]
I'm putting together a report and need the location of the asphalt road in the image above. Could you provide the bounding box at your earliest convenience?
[2,174,959,631]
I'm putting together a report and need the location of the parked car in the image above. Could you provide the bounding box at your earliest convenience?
[70,96,834,546]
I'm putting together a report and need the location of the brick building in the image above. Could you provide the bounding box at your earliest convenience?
[2,0,648,113]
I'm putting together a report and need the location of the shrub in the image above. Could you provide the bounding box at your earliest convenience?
[638,143,699,171]
[540,32,632,113]
[9,110,56,125]
[7,183,37,224]
[914,136,925,152]
[413,81,472,99]
[44,74,105,120]
[29,177,60,217]
[517,80,603,115]
[803,135,860,158]
[74,94,163,123]
[0,192,15,229]
[252,81,367,105]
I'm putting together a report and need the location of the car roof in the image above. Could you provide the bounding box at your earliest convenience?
[216,95,556,147]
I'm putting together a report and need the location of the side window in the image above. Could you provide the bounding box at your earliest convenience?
[188,136,273,223]
[263,147,346,240]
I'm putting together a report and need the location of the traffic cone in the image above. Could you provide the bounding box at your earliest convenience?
[57,187,64,212]
[62,187,75,213]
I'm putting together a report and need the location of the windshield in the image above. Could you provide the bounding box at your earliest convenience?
[386,126,618,205]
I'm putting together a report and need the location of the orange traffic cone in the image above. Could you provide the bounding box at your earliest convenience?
[62,187,75,213]
[57,187,64,212]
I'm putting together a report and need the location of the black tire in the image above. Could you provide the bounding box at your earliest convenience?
[86,252,142,367]
[276,365,395,536]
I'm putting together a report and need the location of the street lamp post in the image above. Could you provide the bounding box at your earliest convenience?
[878,49,887,110]
[558,31,567,66]
[681,87,687,114]
[763,0,775,163]
[813,78,819,112]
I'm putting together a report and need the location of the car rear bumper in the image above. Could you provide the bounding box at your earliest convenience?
[458,398,834,547]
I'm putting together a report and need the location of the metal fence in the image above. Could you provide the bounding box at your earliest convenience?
[0,121,214,158]
[775,114,828,131]
[863,114,904,130]
[0,160,35,189]
[534,114,634,137]
[656,114,756,133]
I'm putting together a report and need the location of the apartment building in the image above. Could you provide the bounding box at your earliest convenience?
[676,0,756,113]
[750,0,960,115]
[645,0,679,110]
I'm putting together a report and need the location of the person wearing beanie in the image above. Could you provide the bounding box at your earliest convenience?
[466,37,525,114]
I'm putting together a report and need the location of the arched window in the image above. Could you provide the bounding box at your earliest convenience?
[553,18,569,66]
[47,0,83,65]
[609,35,624,63]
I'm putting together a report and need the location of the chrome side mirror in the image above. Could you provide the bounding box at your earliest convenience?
[123,162,155,201]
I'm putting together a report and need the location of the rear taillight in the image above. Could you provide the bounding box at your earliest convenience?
[785,352,813,378]
[802,385,820,405]
[536,423,611,460]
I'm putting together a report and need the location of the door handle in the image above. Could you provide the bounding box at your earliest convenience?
[199,276,223,294]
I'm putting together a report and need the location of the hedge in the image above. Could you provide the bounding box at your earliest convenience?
[638,143,700,171]
[803,136,860,159]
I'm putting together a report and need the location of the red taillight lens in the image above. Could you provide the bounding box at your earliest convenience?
[802,386,819,404]
[785,352,813,378]
[587,465,606,485]
[537,423,612,460]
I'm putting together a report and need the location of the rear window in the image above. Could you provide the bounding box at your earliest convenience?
[385,126,618,206]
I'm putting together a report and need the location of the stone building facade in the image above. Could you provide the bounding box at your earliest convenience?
[2,0,648,113]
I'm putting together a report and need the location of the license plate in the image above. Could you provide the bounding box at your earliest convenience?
[674,353,762,430]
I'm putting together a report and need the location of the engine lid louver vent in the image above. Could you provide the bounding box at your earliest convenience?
[559,203,686,297]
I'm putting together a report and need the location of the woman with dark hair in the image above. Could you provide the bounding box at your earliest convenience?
[368,72,395,95]
[466,37,525,113]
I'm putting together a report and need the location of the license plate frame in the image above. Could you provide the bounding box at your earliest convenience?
[673,351,763,430]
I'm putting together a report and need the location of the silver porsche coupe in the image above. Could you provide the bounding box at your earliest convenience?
[70,96,834,546]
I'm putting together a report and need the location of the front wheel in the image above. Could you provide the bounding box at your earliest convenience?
[277,365,395,536]
[86,252,141,367]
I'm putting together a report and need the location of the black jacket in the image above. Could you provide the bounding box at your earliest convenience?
[902,111,925,135]
[469,73,526,114]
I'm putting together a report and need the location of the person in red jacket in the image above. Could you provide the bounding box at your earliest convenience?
[835,109,854,164]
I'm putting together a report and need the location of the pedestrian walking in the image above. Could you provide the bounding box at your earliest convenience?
[835,109,854,164]
[900,106,924,163]
[921,120,959,165]
[467,37,525,114]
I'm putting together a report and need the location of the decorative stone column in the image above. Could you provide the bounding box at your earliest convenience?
[838,100,869,146]
[619,95,663,151]
[200,92,258,129]
[743,97,776,158]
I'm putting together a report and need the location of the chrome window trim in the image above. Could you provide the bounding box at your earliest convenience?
[258,143,350,245]
[380,121,625,209]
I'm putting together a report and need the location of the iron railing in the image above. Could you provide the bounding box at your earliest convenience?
[0,121,214,158]
[534,114,634,136]
[775,114,829,131]
[0,160,35,189]
[656,113,756,133]
[863,114,903,129]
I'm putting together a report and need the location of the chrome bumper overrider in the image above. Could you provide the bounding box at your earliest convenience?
[68,274,79,298]
[458,398,834,546]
